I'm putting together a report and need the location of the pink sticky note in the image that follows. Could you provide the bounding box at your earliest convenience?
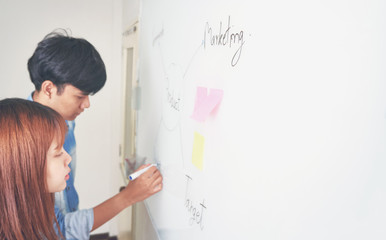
[191,87,223,122]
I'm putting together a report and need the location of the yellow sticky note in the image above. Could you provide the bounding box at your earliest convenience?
[192,132,205,171]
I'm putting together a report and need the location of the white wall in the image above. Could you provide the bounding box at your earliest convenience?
[0,0,124,236]
[122,0,140,31]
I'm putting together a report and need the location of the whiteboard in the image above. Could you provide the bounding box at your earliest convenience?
[135,0,386,239]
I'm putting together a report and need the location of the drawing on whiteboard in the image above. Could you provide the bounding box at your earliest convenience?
[185,174,206,230]
[152,27,164,46]
[148,16,244,230]
[203,16,246,66]
[167,86,181,112]
[151,27,210,229]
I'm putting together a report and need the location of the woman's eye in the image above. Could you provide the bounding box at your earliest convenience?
[55,152,63,157]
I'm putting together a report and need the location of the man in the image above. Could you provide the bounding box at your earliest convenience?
[27,29,162,239]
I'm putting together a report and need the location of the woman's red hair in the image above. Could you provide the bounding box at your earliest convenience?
[0,98,67,239]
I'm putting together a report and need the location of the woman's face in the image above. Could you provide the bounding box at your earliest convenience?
[46,137,72,193]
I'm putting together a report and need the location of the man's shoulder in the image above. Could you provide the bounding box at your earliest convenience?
[27,92,34,101]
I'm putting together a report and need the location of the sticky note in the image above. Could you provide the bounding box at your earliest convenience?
[192,132,205,171]
[191,87,223,122]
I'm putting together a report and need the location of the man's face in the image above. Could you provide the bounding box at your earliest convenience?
[49,84,90,121]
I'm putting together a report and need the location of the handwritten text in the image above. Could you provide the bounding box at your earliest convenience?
[203,16,245,66]
[185,175,206,230]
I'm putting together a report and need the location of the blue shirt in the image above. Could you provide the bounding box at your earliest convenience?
[55,206,66,237]
[55,206,94,240]
[28,93,94,240]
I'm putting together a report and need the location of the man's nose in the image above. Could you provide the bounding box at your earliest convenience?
[81,95,90,109]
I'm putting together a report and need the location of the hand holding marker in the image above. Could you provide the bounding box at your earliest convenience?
[129,163,159,181]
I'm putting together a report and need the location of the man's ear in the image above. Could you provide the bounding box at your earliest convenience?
[40,80,57,98]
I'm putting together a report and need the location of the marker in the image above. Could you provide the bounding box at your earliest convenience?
[129,163,158,181]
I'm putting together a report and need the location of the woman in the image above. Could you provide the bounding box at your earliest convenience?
[0,98,71,239]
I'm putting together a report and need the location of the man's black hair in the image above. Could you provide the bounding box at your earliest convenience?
[28,29,106,95]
